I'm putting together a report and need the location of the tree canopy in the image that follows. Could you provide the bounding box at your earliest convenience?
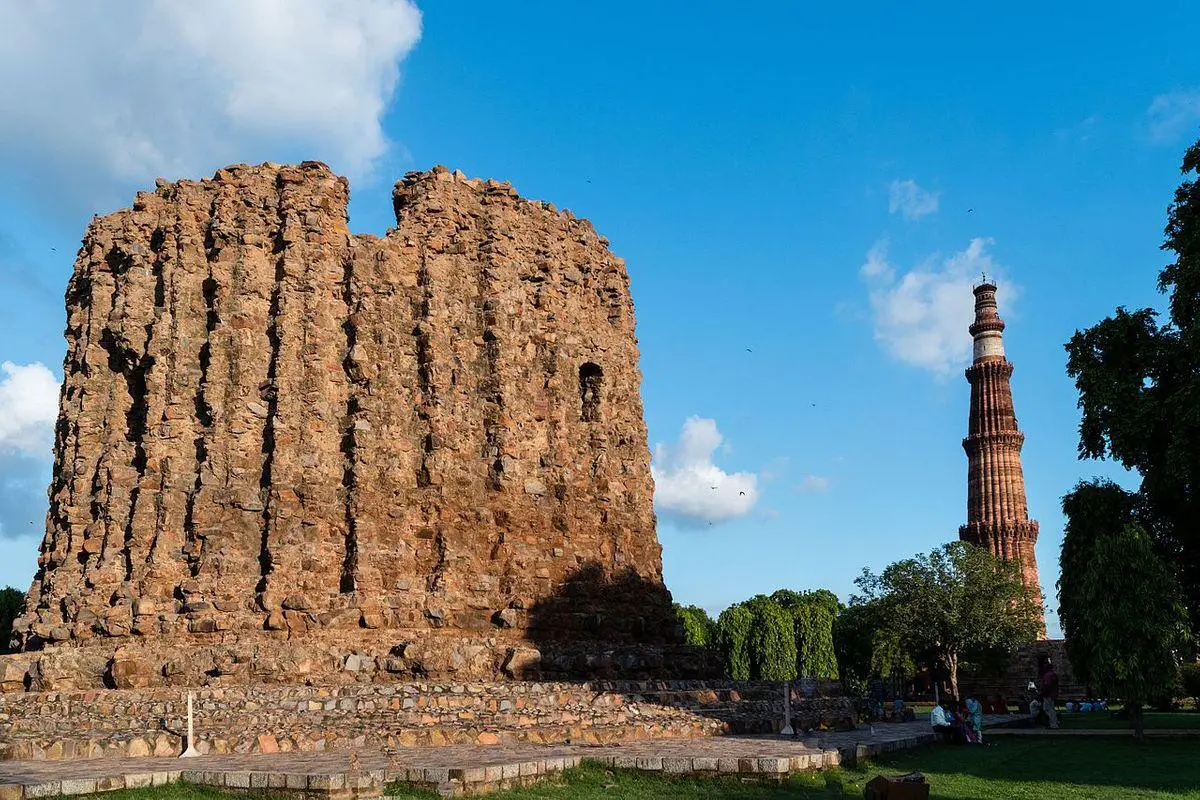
[1064,136,1200,634]
[1058,520,1191,739]
[673,603,716,648]
[854,541,1042,699]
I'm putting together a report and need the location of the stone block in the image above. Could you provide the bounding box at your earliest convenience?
[23,783,60,799]
[96,776,127,792]
[0,785,23,800]
[59,779,97,796]
[757,757,789,774]
[285,774,309,790]
[124,772,152,791]
[158,772,181,787]
[422,769,451,784]
[662,758,692,774]
[634,757,663,771]
[225,772,252,789]
[692,757,719,772]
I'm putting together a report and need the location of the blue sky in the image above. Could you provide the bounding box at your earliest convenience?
[3,2,1200,638]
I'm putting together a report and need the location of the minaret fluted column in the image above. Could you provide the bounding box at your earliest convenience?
[959,281,1045,635]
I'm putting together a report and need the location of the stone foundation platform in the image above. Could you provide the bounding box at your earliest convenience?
[0,680,856,763]
[0,722,940,799]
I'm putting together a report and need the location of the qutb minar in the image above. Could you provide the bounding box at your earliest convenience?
[959,279,1046,635]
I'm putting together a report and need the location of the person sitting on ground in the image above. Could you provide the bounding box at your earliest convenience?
[930,701,957,743]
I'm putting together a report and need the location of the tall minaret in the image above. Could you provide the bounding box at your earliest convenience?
[960,279,1045,634]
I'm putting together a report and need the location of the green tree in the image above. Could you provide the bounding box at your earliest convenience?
[715,604,753,680]
[1059,522,1191,740]
[745,595,797,681]
[1058,479,1141,681]
[791,603,838,679]
[855,542,1042,699]
[1064,136,1200,634]
[673,603,716,648]
[0,587,24,654]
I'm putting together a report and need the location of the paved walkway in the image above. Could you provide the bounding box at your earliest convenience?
[0,716,1020,798]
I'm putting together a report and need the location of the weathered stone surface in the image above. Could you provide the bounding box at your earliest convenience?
[7,162,701,689]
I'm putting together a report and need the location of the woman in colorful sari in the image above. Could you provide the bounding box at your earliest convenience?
[964,695,984,744]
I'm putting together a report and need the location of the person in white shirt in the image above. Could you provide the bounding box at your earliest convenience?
[930,702,957,743]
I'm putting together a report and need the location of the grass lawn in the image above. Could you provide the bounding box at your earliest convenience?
[1058,710,1200,730]
[60,739,1200,800]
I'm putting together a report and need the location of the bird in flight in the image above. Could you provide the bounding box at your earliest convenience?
[746,347,752,353]
[967,208,974,213]
[739,491,746,496]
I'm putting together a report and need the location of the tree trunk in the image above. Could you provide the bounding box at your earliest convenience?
[948,653,960,702]
[1130,702,1145,743]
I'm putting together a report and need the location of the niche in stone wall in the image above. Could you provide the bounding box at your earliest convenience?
[579,362,603,422]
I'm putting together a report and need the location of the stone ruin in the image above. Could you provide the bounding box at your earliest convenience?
[3,162,707,691]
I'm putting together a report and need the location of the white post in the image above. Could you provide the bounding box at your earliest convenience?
[180,691,200,758]
[780,681,795,736]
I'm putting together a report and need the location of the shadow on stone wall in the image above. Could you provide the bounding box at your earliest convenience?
[514,561,715,680]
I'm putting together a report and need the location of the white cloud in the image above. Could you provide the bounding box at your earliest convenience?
[0,362,59,458]
[652,417,759,527]
[888,180,940,221]
[0,362,58,541]
[0,0,423,216]
[1147,89,1200,144]
[860,238,1017,375]
[796,475,830,493]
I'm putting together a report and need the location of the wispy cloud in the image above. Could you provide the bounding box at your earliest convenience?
[1146,89,1200,144]
[796,475,830,494]
[1055,115,1099,144]
[860,238,1017,376]
[652,417,759,527]
[888,179,940,221]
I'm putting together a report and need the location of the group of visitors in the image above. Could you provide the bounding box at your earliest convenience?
[929,694,985,744]
[1064,699,1108,713]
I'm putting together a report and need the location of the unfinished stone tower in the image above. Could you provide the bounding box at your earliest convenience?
[8,162,695,689]
[959,280,1045,633]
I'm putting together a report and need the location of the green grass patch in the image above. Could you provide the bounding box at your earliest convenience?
[1058,710,1200,730]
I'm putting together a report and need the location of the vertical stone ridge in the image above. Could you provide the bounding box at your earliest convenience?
[960,281,1044,635]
